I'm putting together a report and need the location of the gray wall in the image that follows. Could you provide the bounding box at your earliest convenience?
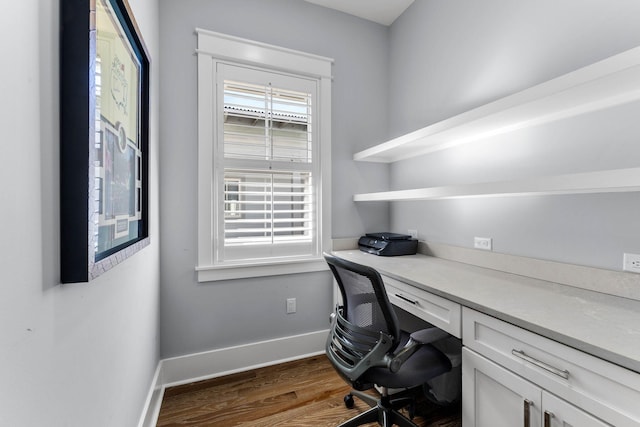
[158,0,640,361]
[158,0,389,358]
[387,0,640,271]
[0,0,161,425]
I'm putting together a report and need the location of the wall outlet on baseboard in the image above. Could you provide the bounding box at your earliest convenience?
[623,253,640,274]
[408,229,418,239]
[474,237,492,251]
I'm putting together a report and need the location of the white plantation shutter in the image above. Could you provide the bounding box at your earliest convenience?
[215,64,320,262]
[223,170,313,244]
[223,81,313,163]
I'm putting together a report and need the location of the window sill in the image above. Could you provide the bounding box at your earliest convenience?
[196,258,329,282]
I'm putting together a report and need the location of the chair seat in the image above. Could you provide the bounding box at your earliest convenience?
[360,333,452,389]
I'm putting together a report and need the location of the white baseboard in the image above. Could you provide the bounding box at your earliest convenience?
[137,329,328,427]
[137,363,163,427]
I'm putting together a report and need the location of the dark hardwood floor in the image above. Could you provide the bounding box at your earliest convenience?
[156,355,461,426]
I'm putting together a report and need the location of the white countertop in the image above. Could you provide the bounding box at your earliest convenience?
[333,250,640,374]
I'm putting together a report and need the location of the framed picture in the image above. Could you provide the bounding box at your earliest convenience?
[60,0,150,283]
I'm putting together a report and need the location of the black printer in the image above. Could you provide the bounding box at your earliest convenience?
[358,232,418,256]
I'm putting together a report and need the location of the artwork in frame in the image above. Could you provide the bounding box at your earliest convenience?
[60,0,150,283]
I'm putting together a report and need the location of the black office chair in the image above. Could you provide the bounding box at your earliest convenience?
[324,253,452,427]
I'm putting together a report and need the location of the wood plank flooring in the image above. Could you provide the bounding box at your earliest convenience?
[156,355,461,427]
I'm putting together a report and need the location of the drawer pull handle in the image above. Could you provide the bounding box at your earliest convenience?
[544,410,554,427]
[512,349,570,379]
[395,293,419,305]
[523,399,533,427]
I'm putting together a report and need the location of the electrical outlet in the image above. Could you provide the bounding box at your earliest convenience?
[623,253,640,273]
[286,298,297,314]
[474,237,492,251]
[408,229,418,239]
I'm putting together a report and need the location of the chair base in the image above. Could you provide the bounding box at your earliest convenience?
[338,388,418,427]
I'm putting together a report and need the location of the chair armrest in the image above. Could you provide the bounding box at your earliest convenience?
[410,327,449,344]
[386,327,450,373]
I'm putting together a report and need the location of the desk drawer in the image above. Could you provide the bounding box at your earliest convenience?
[383,275,461,338]
[463,307,640,426]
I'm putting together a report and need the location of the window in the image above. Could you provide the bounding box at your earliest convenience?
[196,30,332,281]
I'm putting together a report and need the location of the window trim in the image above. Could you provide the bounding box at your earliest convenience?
[195,29,333,282]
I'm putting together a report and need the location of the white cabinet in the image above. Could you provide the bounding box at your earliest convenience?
[463,348,611,427]
[382,275,462,338]
[463,347,541,427]
[462,308,640,426]
[543,391,611,427]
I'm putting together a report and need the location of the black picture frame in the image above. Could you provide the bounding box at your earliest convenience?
[60,0,150,283]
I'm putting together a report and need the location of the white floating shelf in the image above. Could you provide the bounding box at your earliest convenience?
[353,168,640,202]
[354,46,640,163]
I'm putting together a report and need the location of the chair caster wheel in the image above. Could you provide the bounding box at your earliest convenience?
[344,394,355,409]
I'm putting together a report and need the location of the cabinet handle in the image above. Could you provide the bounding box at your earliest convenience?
[544,410,554,427]
[523,399,533,427]
[512,349,570,379]
[395,293,418,305]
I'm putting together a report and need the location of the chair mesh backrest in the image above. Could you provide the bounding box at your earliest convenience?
[324,254,402,383]
[326,254,401,348]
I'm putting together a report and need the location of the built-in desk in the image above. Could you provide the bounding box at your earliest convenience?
[332,249,640,426]
[333,249,640,373]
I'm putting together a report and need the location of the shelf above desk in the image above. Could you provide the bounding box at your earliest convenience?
[353,167,640,201]
[354,46,640,163]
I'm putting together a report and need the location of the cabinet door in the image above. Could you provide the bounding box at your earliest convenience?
[542,392,612,427]
[463,348,541,427]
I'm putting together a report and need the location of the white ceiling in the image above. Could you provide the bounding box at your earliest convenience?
[303,0,414,26]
